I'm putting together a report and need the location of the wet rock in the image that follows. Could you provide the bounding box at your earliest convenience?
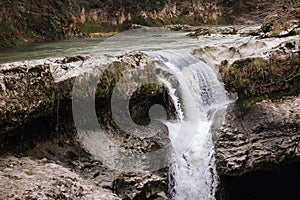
[164,24,194,32]
[261,18,300,38]
[130,24,144,29]
[215,96,300,176]
[214,33,300,177]
[0,52,173,199]
[219,43,299,100]
[112,172,168,200]
[220,26,237,35]
[61,55,86,64]
[0,52,170,135]
[193,35,300,67]
[187,28,211,38]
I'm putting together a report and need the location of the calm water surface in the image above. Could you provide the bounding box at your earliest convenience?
[0,37,106,64]
[0,26,255,64]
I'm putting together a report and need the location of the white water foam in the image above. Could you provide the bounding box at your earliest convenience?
[149,51,228,200]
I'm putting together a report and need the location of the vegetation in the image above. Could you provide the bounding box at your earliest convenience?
[260,0,300,37]
[220,54,300,107]
[0,0,238,48]
[0,0,80,47]
[78,21,122,34]
[0,0,299,47]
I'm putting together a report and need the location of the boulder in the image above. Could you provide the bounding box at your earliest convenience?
[0,63,55,135]
[187,28,211,38]
[214,35,300,177]
[112,172,168,200]
[0,156,119,199]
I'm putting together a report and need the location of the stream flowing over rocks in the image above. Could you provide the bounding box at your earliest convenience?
[0,25,299,199]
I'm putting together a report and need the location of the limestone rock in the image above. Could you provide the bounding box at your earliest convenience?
[187,28,211,38]
[215,96,300,176]
[0,156,120,200]
[0,64,55,135]
[112,172,168,200]
[193,34,300,67]
[0,53,171,199]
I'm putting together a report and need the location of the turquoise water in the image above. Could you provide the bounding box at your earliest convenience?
[0,26,256,64]
[0,37,106,64]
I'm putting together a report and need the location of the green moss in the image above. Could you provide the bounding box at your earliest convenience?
[270,30,282,37]
[293,29,300,36]
[79,21,122,34]
[220,55,300,105]
[44,92,55,107]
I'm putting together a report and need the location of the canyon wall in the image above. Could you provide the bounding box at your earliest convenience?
[1,0,296,47]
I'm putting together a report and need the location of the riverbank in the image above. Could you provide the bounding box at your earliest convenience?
[1,0,298,48]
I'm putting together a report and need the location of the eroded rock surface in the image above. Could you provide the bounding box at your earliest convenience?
[190,25,300,177]
[0,156,119,200]
[193,34,299,67]
[216,96,300,176]
[0,52,171,199]
[113,172,168,200]
[0,25,299,199]
[0,64,55,135]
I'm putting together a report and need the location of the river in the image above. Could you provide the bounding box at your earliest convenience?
[1,26,255,199]
[74,27,236,200]
[0,37,106,64]
[0,26,258,64]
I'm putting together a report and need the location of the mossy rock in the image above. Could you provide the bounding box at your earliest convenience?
[220,52,300,106]
[187,28,211,38]
[0,64,55,134]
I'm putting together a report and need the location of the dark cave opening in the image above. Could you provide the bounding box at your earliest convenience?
[218,161,300,200]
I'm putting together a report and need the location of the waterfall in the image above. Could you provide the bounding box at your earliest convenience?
[149,51,228,200]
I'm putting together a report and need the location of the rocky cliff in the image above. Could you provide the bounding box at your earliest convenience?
[192,26,300,177]
[0,53,172,199]
[1,0,298,47]
[193,24,299,199]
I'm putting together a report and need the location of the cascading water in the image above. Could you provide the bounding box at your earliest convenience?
[149,51,228,200]
[72,28,232,199]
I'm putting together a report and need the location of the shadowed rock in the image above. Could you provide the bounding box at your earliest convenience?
[216,94,300,177]
[0,64,55,135]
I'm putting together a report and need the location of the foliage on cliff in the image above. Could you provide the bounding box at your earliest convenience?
[0,0,82,47]
[261,0,300,37]
[0,0,299,48]
[0,0,227,48]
